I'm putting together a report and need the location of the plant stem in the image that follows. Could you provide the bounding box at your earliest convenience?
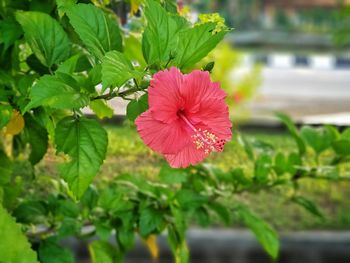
[133,78,139,90]
[164,55,175,68]
[91,86,144,101]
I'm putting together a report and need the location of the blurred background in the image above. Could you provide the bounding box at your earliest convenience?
[106,0,350,127]
[117,1,350,262]
[187,0,350,127]
[80,1,350,262]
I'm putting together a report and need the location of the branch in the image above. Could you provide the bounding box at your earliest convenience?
[91,86,143,101]
[26,222,94,241]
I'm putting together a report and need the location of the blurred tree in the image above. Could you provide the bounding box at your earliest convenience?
[334,5,350,46]
[189,0,347,33]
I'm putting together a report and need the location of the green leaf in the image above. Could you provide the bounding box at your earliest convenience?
[88,240,117,263]
[300,126,333,154]
[175,189,208,210]
[0,18,22,51]
[126,94,149,122]
[159,164,188,184]
[98,188,135,217]
[163,0,177,13]
[56,54,81,74]
[325,125,340,140]
[95,222,112,241]
[89,100,113,119]
[99,189,124,211]
[58,218,82,238]
[254,154,271,183]
[72,74,95,94]
[29,0,56,13]
[274,152,288,176]
[171,14,191,32]
[31,108,55,140]
[0,104,12,128]
[238,135,255,160]
[341,128,350,140]
[39,238,74,263]
[139,207,163,237]
[101,50,143,90]
[67,3,122,59]
[16,11,71,67]
[251,139,275,153]
[25,74,89,111]
[291,196,324,220]
[230,168,251,186]
[274,152,301,176]
[142,0,180,66]
[117,228,135,252]
[88,64,102,86]
[332,140,350,156]
[194,207,210,227]
[276,113,305,155]
[237,206,279,259]
[173,23,228,69]
[1,176,23,210]
[332,128,350,156]
[24,114,48,165]
[80,186,99,210]
[202,163,229,183]
[13,200,47,224]
[57,199,80,218]
[0,187,3,204]
[55,116,108,198]
[16,74,37,97]
[0,205,39,263]
[26,54,50,75]
[124,34,147,68]
[208,202,231,225]
[0,150,13,185]
[56,0,77,17]
[287,152,302,175]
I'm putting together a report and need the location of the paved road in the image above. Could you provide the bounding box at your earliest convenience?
[247,67,350,123]
[69,229,350,263]
[260,68,350,99]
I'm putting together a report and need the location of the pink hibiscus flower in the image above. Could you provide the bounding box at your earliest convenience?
[135,67,232,168]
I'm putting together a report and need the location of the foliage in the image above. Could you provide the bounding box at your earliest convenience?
[195,0,341,34]
[334,6,350,46]
[0,205,39,263]
[0,0,350,262]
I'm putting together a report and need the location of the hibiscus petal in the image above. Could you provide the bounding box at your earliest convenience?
[136,67,232,168]
[190,98,232,140]
[180,70,210,113]
[203,81,227,100]
[135,110,190,154]
[165,142,207,168]
[148,67,184,123]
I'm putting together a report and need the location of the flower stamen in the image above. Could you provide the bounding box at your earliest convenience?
[178,112,225,154]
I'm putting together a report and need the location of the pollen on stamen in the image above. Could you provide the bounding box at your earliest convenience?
[192,129,225,154]
[214,139,226,152]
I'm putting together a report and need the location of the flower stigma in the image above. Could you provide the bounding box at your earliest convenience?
[177,111,225,154]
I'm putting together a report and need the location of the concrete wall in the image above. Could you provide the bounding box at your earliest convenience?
[264,0,350,8]
[68,229,350,263]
